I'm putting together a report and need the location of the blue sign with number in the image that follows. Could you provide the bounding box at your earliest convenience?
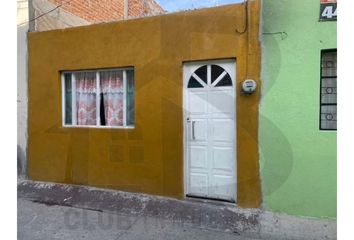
[320,0,337,21]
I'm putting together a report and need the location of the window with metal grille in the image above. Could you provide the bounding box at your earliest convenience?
[320,49,337,130]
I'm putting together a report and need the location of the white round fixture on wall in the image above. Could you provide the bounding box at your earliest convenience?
[241,79,257,94]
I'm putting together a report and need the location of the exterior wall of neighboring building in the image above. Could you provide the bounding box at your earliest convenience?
[48,0,125,23]
[27,3,262,208]
[260,0,337,218]
[33,0,165,30]
[127,0,165,17]
[31,0,164,32]
[32,0,91,32]
[17,0,29,177]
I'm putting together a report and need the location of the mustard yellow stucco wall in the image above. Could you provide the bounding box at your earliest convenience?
[28,2,262,208]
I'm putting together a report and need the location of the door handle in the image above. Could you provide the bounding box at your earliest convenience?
[191,121,196,140]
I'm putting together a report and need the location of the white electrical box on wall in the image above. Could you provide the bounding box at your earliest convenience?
[241,79,257,94]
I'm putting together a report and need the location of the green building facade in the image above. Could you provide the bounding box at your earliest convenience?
[260,0,337,218]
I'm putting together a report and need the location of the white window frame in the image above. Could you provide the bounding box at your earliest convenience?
[61,67,134,129]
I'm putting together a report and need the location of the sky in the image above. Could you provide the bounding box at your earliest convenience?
[156,0,244,13]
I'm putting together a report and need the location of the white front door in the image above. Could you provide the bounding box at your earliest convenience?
[184,59,237,202]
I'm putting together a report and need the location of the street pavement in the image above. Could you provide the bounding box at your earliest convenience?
[18,198,262,240]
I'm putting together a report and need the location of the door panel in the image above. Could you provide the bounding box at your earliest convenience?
[211,119,234,142]
[193,120,207,142]
[184,59,236,202]
[208,91,234,114]
[190,173,208,196]
[209,175,235,199]
[212,147,234,171]
[190,146,208,169]
[188,92,207,114]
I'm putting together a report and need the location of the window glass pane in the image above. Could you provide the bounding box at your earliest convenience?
[211,64,225,83]
[99,70,124,126]
[126,70,135,126]
[321,51,337,77]
[320,105,337,130]
[215,74,232,87]
[64,73,72,125]
[194,65,207,84]
[75,72,97,126]
[188,76,204,88]
[100,91,106,126]
[321,77,337,104]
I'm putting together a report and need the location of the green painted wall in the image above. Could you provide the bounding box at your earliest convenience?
[260,0,336,218]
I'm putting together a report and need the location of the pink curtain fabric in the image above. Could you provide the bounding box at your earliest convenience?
[75,72,97,125]
[100,71,124,126]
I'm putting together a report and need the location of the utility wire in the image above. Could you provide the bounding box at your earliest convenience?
[17,0,74,27]
[263,31,288,40]
[236,0,248,34]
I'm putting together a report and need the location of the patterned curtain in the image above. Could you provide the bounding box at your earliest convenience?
[100,71,124,126]
[75,72,97,125]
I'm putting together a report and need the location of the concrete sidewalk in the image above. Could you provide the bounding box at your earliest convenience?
[17,180,336,240]
[18,198,261,240]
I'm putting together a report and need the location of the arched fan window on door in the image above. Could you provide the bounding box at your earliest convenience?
[187,64,233,88]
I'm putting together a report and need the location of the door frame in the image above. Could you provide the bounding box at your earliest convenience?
[182,58,237,202]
